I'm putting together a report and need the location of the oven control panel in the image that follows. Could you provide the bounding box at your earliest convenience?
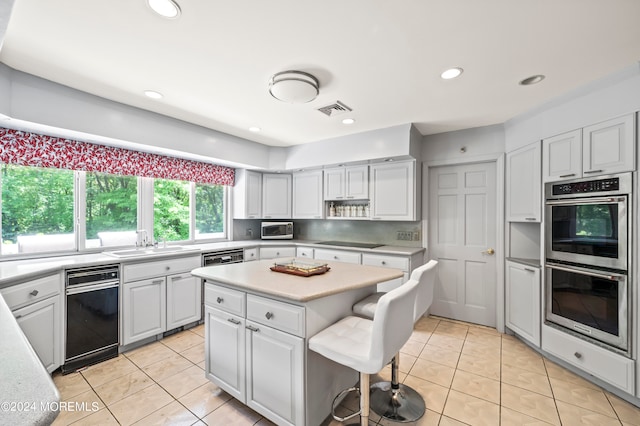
[552,177,619,196]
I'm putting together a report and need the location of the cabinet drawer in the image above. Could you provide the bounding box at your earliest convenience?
[244,248,258,262]
[296,247,314,259]
[259,246,295,259]
[541,325,634,394]
[314,248,361,264]
[361,254,409,271]
[1,273,61,311]
[205,283,245,316]
[247,295,305,337]
[123,255,200,282]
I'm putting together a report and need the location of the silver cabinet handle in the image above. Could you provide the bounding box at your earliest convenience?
[265,312,273,320]
[583,170,603,174]
[228,318,241,325]
[29,290,39,296]
[524,268,536,273]
[381,261,386,265]
[171,275,183,281]
[559,173,576,178]
[246,325,260,332]
[524,217,537,221]
[574,352,582,359]
[165,266,171,271]
[15,314,22,319]
[216,297,223,304]
[152,279,163,285]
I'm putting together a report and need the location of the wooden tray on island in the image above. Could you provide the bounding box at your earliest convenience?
[270,260,330,277]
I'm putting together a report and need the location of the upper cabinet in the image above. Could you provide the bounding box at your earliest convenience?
[507,142,541,222]
[292,170,324,219]
[233,169,262,219]
[323,165,369,200]
[543,114,635,182]
[262,173,292,219]
[370,160,416,221]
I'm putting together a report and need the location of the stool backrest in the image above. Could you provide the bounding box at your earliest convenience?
[410,260,438,323]
[368,277,419,373]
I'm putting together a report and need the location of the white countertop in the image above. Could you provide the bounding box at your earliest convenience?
[192,258,405,302]
[0,240,424,288]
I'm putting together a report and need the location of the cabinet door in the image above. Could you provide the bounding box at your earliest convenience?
[370,160,415,221]
[542,129,582,182]
[245,320,304,426]
[323,167,345,200]
[233,169,262,219]
[583,114,635,176]
[345,165,369,199]
[122,277,166,345]
[166,273,201,330]
[259,246,295,259]
[13,295,62,373]
[204,306,245,401]
[262,174,292,219]
[292,170,323,219]
[505,261,540,346]
[506,142,541,222]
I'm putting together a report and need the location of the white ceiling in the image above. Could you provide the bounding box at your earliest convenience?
[1,0,640,148]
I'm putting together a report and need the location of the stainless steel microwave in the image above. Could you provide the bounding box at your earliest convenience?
[261,221,293,239]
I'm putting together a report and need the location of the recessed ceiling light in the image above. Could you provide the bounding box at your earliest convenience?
[342,118,355,125]
[147,0,181,19]
[519,75,545,85]
[249,126,261,132]
[441,67,463,80]
[144,90,163,99]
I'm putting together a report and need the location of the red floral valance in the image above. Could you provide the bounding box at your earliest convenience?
[0,128,235,186]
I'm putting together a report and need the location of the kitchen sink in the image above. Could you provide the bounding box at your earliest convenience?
[104,246,199,258]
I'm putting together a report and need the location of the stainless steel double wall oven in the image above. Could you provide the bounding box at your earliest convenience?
[545,173,631,353]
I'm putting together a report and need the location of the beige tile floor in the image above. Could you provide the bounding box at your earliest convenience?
[50,317,640,425]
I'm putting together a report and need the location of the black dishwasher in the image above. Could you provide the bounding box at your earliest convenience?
[63,265,120,374]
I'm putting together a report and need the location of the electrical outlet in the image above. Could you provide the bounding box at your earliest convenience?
[396,231,412,240]
[412,231,420,241]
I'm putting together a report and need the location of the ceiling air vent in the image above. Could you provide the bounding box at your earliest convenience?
[317,101,352,117]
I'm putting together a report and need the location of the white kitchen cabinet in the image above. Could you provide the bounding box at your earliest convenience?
[205,305,245,401]
[166,273,202,331]
[362,253,409,292]
[1,273,63,373]
[122,277,167,345]
[506,142,541,222]
[122,255,201,345]
[505,261,540,347]
[233,169,262,219]
[542,114,635,182]
[583,114,635,176]
[244,247,258,262]
[542,324,635,394]
[542,129,582,182]
[313,248,361,264]
[296,247,313,259]
[323,165,369,200]
[262,173,292,219]
[369,160,416,221]
[292,170,323,219]
[259,246,295,259]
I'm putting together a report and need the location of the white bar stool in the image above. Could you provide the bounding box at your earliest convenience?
[308,276,420,426]
[352,260,438,422]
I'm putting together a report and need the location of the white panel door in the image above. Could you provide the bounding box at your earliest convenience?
[429,162,497,327]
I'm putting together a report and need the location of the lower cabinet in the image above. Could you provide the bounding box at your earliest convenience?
[122,255,201,346]
[1,272,63,373]
[204,282,304,426]
[505,260,540,346]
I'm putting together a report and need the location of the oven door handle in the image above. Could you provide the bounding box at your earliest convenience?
[66,281,120,295]
[545,263,626,281]
[545,197,625,206]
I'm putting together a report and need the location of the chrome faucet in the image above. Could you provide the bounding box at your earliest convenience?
[135,229,148,247]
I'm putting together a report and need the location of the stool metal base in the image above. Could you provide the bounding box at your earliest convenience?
[369,381,426,422]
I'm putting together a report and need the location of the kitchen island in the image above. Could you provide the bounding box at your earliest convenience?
[191,258,404,426]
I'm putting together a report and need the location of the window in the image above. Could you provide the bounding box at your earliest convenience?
[1,164,75,255]
[195,183,226,239]
[85,172,138,248]
[153,179,190,243]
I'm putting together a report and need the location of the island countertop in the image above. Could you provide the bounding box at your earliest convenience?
[191,258,404,303]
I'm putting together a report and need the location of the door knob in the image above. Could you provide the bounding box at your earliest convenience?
[481,248,495,255]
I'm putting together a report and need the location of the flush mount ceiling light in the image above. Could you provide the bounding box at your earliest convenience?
[248,126,261,132]
[269,71,319,103]
[144,90,163,99]
[441,67,463,80]
[342,118,355,125]
[147,0,181,18]
[519,74,545,85]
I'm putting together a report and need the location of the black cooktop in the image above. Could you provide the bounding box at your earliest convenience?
[316,241,383,249]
